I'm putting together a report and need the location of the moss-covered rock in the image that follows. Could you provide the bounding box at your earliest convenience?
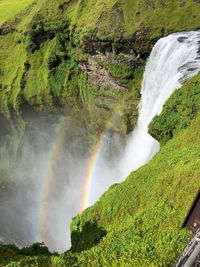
[1,0,200,138]
[149,73,200,145]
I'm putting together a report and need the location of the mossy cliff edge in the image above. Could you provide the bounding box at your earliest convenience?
[0,0,200,266]
[1,0,200,137]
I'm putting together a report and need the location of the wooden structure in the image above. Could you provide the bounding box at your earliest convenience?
[182,189,200,234]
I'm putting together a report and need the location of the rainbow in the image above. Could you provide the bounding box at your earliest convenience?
[37,116,68,242]
[81,133,107,210]
[81,100,124,210]
[37,99,125,240]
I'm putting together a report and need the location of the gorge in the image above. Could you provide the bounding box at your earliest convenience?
[0,1,200,266]
[1,30,200,254]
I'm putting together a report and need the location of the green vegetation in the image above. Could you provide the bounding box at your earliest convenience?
[0,0,34,25]
[0,0,140,138]
[1,0,200,266]
[67,0,200,41]
[149,73,200,145]
[0,243,51,267]
[1,0,200,117]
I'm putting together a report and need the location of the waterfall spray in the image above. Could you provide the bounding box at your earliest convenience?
[119,31,200,178]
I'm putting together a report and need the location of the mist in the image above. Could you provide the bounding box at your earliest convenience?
[0,108,123,253]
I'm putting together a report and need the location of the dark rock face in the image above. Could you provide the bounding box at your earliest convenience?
[193,0,200,3]
[83,28,152,59]
[177,36,189,43]
[78,38,143,135]
[29,30,55,52]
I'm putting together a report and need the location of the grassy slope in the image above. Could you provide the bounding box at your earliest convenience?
[0,0,136,123]
[0,0,34,25]
[0,0,68,116]
[67,0,200,40]
[149,73,200,145]
[68,73,200,267]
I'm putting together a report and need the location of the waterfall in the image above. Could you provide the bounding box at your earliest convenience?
[119,31,200,178]
[1,31,200,252]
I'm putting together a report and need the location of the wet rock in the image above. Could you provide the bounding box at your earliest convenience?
[83,28,152,59]
[177,36,189,43]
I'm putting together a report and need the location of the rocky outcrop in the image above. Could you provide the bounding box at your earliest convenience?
[83,28,153,59]
[80,56,128,91]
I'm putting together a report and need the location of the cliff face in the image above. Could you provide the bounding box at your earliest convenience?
[1,0,200,170]
[1,0,200,134]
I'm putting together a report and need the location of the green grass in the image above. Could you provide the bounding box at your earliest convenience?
[0,0,34,25]
[149,72,200,145]
[67,0,200,41]
[123,0,200,38]
[69,116,199,266]
[0,33,27,116]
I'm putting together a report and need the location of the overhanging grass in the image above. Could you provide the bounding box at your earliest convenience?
[0,0,34,25]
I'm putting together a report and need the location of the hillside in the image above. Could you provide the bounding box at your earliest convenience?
[1,0,200,119]
[0,0,200,266]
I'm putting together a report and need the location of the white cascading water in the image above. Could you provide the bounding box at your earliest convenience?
[119,31,200,178]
